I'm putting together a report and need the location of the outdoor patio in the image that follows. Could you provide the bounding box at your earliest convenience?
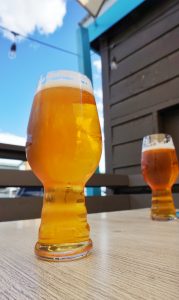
[0,0,179,299]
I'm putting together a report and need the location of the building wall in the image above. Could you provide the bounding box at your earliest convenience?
[98,0,179,177]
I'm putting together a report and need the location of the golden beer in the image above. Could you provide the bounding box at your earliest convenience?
[141,134,179,220]
[26,71,102,260]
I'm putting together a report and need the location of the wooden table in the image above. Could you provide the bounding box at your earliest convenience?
[0,209,178,300]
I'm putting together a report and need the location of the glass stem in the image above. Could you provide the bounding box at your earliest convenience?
[38,185,90,245]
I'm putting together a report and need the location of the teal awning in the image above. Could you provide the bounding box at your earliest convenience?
[87,0,145,42]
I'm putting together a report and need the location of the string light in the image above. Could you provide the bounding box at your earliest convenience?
[9,42,17,59]
[8,31,18,59]
[0,25,79,58]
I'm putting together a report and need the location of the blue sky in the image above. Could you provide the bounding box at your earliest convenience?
[0,0,103,143]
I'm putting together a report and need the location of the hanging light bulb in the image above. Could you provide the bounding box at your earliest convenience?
[8,31,18,59]
[110,56,118,70]
[8,42,17,59]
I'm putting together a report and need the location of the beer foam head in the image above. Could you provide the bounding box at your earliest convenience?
[36,70,93,95]
[142,134,175,152]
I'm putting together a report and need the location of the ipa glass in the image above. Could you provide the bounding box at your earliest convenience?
[141,134,179,221]
[26,70,102,261]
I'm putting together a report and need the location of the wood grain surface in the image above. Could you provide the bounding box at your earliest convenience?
[0,209,178,300]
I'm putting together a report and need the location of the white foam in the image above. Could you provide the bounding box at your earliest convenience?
[142,134,175,152]
[35,70,93,95]
[142,143,175,152]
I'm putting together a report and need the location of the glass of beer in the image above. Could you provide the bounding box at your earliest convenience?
[141,134,179,221]
[26,70,102,261]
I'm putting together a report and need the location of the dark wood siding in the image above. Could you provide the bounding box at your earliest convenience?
[159,105,179,152]
[98,0,179,175]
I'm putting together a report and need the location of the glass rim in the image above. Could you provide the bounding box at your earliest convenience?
[35,69,93,95]
[142,133,172,139]
[142,133,175,151]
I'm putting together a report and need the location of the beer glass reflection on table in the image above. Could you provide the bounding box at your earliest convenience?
[26,70,102,261]
[141,134,179,221]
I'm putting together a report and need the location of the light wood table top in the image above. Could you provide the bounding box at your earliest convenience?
[0,209,179,300]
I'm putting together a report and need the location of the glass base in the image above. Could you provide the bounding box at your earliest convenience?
[151,213,177,221]
[35,239,93,262]
[151,190,176,221]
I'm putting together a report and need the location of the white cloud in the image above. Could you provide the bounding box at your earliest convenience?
[0,0,66,40]
[94,88,103,100]
[93,59,102,73]
[96,102,103,116]
[0,132,26,145]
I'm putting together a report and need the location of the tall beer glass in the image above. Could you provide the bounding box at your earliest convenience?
[26,70,102,261]
[141,134,179,221]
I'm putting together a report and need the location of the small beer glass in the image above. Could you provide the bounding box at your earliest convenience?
[26,70,102,260]
[141,134,179,221]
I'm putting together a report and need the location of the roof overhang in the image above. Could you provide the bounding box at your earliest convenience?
[81,0,145,43]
